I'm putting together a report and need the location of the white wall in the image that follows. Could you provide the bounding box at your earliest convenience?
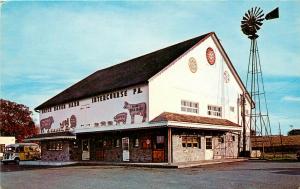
[39,85,148,133]
[149,36,245,124]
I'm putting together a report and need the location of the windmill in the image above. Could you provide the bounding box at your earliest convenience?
[240,7,279,158]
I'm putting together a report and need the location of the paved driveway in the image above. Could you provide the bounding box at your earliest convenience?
[1,161,299,189]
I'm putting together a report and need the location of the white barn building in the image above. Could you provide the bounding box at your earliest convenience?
[31,32,253,163]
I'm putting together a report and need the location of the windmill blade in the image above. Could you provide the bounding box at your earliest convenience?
[265,7,279,20]
[256,19,264,24]
[241,24,249,29]
[241,25,248,30]
[248,10,252,17]
[257,14,265,19]
[254,7,258,16]
[256,22,263,26]
[257,9,264,17]
[254,24,261,31]
[242,16,249,21]
[255,20,263,25]
[241,20,248,25]
[255,7,261,17]
[245,12,250,19]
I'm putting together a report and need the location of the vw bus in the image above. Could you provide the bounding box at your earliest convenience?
[2,143,41,164]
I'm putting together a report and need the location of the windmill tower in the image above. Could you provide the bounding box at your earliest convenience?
[240,7,279,157]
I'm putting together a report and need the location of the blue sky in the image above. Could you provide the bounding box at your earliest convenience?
[1,1,299,135]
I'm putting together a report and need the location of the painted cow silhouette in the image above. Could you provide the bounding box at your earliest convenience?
[114,112,127,125]
[40,116,54,133]
[123,101,146,124]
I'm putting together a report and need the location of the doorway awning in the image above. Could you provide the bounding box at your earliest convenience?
[24,131,76,141]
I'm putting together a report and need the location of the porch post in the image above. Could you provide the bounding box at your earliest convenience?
[167,127,172,164]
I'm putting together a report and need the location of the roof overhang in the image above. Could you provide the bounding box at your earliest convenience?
[166,121,242,131]
[24,135,76,141]
[74,122,166,134]
[73,120,241,134]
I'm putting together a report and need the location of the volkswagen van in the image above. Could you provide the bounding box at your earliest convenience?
[2,143,41,164]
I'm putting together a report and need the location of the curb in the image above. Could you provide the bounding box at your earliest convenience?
[18,159,248,169]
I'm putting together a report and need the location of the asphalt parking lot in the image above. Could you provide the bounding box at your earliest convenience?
[1,161,299,189]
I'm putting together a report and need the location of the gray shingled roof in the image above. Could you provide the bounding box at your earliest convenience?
[35,33,211,110]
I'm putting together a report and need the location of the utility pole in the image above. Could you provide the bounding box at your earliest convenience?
[279,122,283,158]
[241,93,246,155]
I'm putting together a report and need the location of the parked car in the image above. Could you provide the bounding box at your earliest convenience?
[2,143,41,164]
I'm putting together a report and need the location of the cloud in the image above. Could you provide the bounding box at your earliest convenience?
[282,96,300,103]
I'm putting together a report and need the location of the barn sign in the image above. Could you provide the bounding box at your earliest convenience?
[39,85,148,133]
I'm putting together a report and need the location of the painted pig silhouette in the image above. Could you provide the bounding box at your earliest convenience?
[114,112,127,125]
[123,101,146,124]
[40,116,54,133]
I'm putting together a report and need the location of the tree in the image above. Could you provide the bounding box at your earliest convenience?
[0,99,38,142]
[288,129,300,136]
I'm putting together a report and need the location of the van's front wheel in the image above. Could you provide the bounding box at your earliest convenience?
[14,158,20,165]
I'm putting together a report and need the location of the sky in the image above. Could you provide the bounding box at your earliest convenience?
[1,1,299,135]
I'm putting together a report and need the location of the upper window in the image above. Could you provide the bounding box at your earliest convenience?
[181,100,199,114]
[68,101,79,108]
[54,104,66,111]
[230,106,235,112]
[41,108,52,113]
[208,105,222,117]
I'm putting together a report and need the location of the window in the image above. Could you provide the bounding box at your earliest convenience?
[230,106,235,112]
[182,136,200,148]
[114,139,120,147]
[54,104,66,111]
[41,108,52,113]
[134,138,139,147]
[103,140,112,148]
[206,138,212,149]
[181,100,199,114]
[16,146,24,153]
[47,141,63,151]
[208,105,222,117]
[68,101,79,108]
[156,136,165,149]
[219,136,224,143]
[232,136,235,141]
[141,138,151,149]
[0,144,5,153]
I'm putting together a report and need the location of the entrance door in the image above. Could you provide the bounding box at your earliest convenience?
[205,137,214,160]
[95,139,104,161]
[122,137,129,161]
[153,136,165,162]
[82,139,90,160]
